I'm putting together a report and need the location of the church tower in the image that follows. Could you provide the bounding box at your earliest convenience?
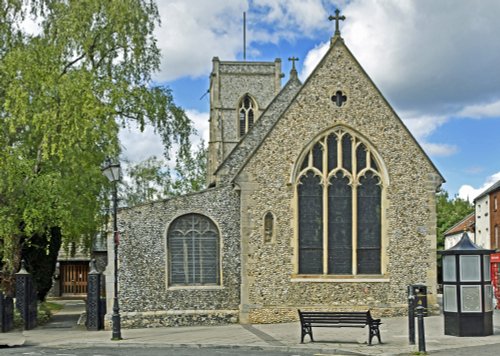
[207,57,282,185]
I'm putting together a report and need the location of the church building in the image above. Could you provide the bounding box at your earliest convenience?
[108,14,444,328]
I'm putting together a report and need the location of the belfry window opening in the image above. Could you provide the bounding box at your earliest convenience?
[239,94,256,137]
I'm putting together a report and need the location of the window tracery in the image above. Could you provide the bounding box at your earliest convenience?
[296,128,384,275]
[167,214,219,285]
[239,94,257,136]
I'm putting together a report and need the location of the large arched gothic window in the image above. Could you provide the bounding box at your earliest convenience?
[239,94,257,137]
[296,128,384,275]
[167,214,220,285]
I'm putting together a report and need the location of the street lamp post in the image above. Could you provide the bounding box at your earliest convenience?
[102,160,122,341]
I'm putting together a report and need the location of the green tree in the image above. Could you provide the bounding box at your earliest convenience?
[436,189,474,251]
[123,139,207,206]
[123,156,173,207]
[0,0,192,298]
[171,140,207,196]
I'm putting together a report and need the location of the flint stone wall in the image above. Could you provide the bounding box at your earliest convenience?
[116,186,240,328]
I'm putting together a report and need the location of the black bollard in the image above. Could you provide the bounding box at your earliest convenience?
[86,259,101,331]
[15,260,37,330]
[408,293,415,345]
[416,305,426,353]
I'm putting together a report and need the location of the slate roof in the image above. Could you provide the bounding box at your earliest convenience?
[474,179,500,202]
[214,72,302,182]
[443,212,475,236]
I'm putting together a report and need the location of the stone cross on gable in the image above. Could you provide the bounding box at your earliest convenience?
[328,9,346,36]
[288,56,299,78]
[288,56,299,71]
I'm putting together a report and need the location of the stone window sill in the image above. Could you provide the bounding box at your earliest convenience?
[290,275,389,283]
[167,285,225,291]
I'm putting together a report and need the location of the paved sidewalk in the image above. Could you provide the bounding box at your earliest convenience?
[2,301,500,355]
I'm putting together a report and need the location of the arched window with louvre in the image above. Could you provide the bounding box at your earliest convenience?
[167,214,220,285]
[238,94,257,137]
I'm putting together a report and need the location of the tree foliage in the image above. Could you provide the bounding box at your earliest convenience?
[123,140,207,207]
[123,156,172,207]
[0,0,192,295]
[436,189,474,251]
[171,140,207,196]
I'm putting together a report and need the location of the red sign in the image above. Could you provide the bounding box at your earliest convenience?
[491,253,500,263]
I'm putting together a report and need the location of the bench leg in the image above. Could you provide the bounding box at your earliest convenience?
[301,324,314,343]
[368,324,382,345]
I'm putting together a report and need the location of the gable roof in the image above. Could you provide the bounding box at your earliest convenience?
[231,34,444,184]
[444,212,475,236]
[474,179,500,202]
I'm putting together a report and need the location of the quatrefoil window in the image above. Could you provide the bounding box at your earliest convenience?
[331,91,347,107]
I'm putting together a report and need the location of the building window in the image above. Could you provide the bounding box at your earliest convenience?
[263,212,275,243]
[296,128,384,275]
[167,214,219,286]
[495,225,499,250]
[495,196,498,211]
[239,94,257,137]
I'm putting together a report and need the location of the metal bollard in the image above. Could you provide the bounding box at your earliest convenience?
[416,305,426,353]
[408,294,415,345]
[407,285,416,345]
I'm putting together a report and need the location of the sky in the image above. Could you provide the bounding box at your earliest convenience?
[120,0,500,202]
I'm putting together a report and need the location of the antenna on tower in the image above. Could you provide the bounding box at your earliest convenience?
[243,12,246,61]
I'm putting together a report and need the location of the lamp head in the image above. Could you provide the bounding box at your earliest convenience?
[102,159,121,183]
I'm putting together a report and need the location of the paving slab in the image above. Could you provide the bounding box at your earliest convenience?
[4,300,500,355]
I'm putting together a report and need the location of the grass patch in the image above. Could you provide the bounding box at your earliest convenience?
[38,301,63,325]
[42,301,64,313]
[13,300,64,327]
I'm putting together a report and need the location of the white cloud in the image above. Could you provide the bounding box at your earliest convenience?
[253,0,328,36]
[465,166,485,175]
[154,0,332,81]
[399,112,457,156]
[186,109,210,146]
[154,0,248,81]
[341,0,500,114]
[19,3,43,36]
[299,41,328,81]
[420,142,458,157]
[458,172,500,202]
[400,112,449,140]
[458,99,500,119]
[119,110,209,165]
[119,124,164,163]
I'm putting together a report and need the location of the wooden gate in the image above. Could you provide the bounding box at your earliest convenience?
[61,262,88,295]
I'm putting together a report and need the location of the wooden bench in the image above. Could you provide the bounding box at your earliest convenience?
[298,309,382,345]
